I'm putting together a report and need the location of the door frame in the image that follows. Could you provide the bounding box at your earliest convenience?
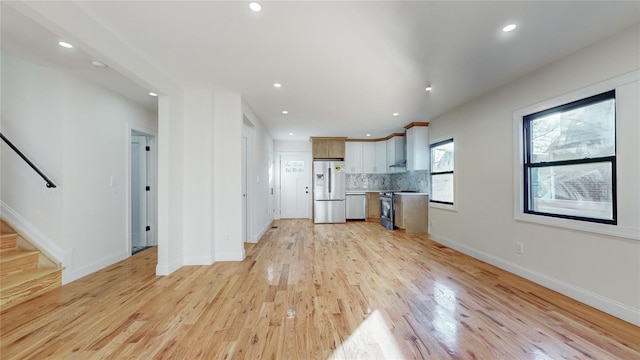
[126,124,158,256]
[275,151,313,219]
[130,134,148,249]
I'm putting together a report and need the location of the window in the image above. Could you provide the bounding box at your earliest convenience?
[430,139,454,205]
[523,90,616,224]
[284,160,304,173]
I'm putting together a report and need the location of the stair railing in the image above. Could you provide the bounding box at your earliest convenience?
[0,132,57,188]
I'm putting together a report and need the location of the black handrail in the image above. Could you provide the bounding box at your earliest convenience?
[0,132,57,188]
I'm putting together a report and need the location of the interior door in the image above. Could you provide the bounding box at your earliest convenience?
[280,154,311,218]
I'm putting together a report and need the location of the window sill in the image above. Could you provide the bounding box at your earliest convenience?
[514,212,639,241]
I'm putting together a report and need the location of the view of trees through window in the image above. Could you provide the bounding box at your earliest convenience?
[524,91,616,223]
[430,139,454,204]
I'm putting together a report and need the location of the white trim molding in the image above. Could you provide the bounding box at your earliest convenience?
[63,251,128,284]
[1,201,69,267]
[430,233,640,326]
[512,70,640,241]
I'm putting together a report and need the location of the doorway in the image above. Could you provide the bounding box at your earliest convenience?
[130,128,157,255]
[280,154,311,218]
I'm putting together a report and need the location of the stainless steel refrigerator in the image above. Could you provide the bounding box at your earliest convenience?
[313,161,346,223]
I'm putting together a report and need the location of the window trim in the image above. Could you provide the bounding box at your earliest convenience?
[513,70,639,240]
[522,90,617,225]
[430,138,455,206]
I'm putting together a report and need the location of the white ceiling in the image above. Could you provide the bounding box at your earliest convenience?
[0,4,159,111]
[2,1,639,140]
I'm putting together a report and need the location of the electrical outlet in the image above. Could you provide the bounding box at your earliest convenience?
[516,242,524,255]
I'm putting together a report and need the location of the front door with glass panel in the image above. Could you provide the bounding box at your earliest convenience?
[280,155,311,218]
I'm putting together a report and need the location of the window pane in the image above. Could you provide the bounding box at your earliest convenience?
[530,98,614,163]
[432,174,454,203]
[432,142,454,172]
[285,160,304,173]
[529,162,613,220]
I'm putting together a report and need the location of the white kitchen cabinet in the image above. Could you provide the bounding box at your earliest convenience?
[405,124,429,171]
[386,135,405,173]
[362,142,376,173]
[374,141,387,174]
[345,142,363,173]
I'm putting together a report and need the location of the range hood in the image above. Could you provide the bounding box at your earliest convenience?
[390,159,406,167]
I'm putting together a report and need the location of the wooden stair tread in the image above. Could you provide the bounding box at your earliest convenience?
[1,233,18,254]
[0,267,62,290]
[0,250,40,263]
[0,220,63,309]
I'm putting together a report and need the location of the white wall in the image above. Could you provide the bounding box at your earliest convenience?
[181,89,214,265]
[1,51,158,283]
[242,100,275,243]
[212,93,244,261]
[427,25,640,325]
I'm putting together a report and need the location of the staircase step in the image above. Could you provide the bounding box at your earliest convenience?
[1,233,18,254]
[0,267,62,309]
[1,250,40,275]
[1,221,15,234]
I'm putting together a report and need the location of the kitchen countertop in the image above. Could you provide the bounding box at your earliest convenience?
[346,190,387,193]
[346,190,429,195]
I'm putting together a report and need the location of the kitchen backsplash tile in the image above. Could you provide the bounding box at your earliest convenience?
[346,173,391,190]
[392,170,430,193]
[346,170,430,193]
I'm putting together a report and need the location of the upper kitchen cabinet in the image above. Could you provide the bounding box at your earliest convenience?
[345,141,363,173]
[362,142,375,173]
[311,137,346,159]
[374,141,387,174]
[386,134,405,173]
[405,122,429,171]
[363,142,387,174]
[346,140,387,174]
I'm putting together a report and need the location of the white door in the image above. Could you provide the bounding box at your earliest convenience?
[280,154,311,218]
[131,135,148,250]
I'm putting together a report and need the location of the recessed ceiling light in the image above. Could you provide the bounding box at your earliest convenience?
[425,86,432,92]
[282,110,288,114]
[58,41,73,49]
[249,2,261,12]
[90,59,108,68]
[366,133,371,137]
[502,24,517,32]
[149,92,158,97]
[273,83,282,88]
[392,113,399,117]
[289,132,294,136]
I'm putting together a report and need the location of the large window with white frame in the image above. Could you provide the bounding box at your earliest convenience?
[430,139,454,205]
[523,90,616,224]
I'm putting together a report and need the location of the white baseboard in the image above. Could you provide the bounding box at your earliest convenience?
[156,258,183,276]
[183,256,214,265]
[429,233,640,326]
[215,251,244,262]
[1,201,69,266]
[249,220,273,243]
[62,251,128,284]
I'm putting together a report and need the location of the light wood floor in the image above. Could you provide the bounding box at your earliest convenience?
[1,220,638,359]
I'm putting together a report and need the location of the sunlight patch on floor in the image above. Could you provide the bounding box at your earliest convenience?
[329,309,404,359]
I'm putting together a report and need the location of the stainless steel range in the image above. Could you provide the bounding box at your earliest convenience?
[380,190,418,230]
[380,191,395,230]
